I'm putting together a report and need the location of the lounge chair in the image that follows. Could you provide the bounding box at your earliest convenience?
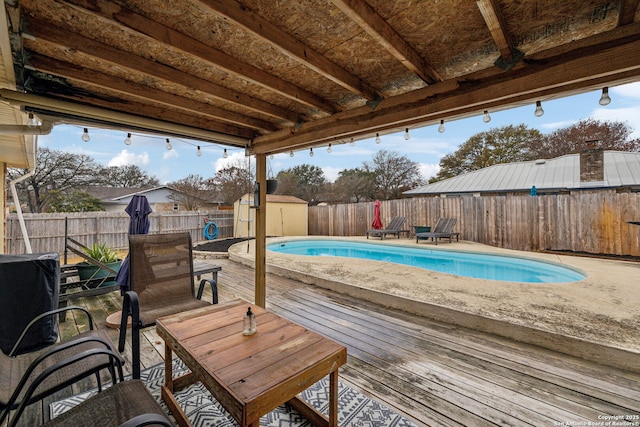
[416,218,459,245]
[118,232,218,379]
[366,216,409,239]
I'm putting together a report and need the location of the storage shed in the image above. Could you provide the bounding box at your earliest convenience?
[233,194,308,238]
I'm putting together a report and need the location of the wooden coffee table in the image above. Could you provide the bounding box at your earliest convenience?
[156,299,347,427]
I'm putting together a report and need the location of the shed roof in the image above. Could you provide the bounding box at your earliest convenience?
[404,151,640,195]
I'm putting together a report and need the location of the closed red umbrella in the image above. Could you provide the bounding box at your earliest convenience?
[371,199,383,229]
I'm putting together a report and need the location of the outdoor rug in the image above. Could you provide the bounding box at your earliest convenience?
[51,359,420,426]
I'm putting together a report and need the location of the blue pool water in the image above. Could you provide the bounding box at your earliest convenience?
[267,240,585,283]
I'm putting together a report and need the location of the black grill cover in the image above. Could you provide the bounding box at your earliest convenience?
[0,253,60,355]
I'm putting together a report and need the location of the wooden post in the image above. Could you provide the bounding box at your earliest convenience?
[254,153,267,308]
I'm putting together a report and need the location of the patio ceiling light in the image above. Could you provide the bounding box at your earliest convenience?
[124,133,132,145]
[81,128,90,142]
[483,110,491,123]
[599,87,611,106]
[534,101,544,117]
[438,120,445,133]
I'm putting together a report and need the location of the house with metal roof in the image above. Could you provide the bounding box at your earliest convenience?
[404,149,640,197]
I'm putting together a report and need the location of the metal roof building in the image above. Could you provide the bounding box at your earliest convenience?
[405,150,640,197]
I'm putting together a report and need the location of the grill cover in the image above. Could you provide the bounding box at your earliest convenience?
[0,253,60,355]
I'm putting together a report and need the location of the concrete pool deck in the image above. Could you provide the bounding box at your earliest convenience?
[226,236,640,370]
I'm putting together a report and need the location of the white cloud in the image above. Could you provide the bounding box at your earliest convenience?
[213,151,249,173]
[611,82,640,100]
[322,166,342,182]
[107,149,150,167]
[540,120,578,130]
[591,106,640,138]
[163,149,179,160]
[419,163,440,181]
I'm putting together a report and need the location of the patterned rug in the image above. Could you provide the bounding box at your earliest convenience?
[51,359,420,426]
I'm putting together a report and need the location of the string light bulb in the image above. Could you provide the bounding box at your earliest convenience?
[165,138,172,150]
[375,133,381,144]
[196,146,202,157]
[483,110,491,123]
[599,87,611,106]
[327,143,332,153]
[349,137,355,146]
[81,128,90,142]
[438,120,445,133]
[309,147,314,157]
[223,148,228,158]
[534,101,544,117]
[289,150,294,157]
[124,133,132,145]
[404,128,410,140]
[27,112,38,128]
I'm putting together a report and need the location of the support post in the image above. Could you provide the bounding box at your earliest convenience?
[254,153,267,307]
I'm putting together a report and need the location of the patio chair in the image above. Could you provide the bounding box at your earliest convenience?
[0,327,122,427]
[118,232,218,379]
[42,377,172,427]
[416,218,459,245]
[366,216,409,239]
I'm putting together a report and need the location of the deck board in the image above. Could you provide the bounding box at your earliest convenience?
[11,257,640,427]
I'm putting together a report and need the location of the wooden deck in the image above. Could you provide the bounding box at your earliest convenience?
[11,258,640,426]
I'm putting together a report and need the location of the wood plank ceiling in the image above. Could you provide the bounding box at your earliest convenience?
[2,0,640,156]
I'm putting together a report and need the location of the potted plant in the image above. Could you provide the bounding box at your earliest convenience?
[76,242,122,288]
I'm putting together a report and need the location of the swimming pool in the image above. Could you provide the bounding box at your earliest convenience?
[267,240,585,283]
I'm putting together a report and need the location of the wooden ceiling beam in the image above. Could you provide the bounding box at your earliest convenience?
[618,0,640,25]
[28,53,278,134]
[24,18,301,125]
[195,0,383,102]
[476,0,523,70]
[250,30,640,154]
[331,0,441,84]
[61,0,338,115]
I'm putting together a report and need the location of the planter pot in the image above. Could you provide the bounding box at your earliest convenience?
[76,261,121,289]
[266,179,278,194]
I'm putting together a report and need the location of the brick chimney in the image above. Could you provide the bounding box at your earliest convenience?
[579,142,604,182]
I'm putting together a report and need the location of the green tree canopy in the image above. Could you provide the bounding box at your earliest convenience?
[47,190,104,212]
[167,174,213,210]
[433,124,543,182]
[7,147,102,213]
[531,118,640,159]
[364,150,424,200]
[332,168,376,203]
[96,165,159,188]
[275,164,327,204]
[210,161,253,205]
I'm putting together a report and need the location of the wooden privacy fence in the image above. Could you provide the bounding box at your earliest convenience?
[5,211,235,256]
[309,192,640,257]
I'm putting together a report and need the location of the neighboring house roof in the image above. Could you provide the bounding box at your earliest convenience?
[83,186,223,205]
[266,195,308,204]
[405,151,640,196]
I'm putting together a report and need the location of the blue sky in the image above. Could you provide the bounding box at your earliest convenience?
[37,82,640,184]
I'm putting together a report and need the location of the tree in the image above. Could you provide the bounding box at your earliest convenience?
[332,168,376,203]
[530,118,640,159]
[7,147,102,213]
[364,150,424,200]
[210,162,253,205]
[96,165,159,188]
[275,164,327,204]
[167,174,213,210]
[47,190,104,212]
[433,124,543,181]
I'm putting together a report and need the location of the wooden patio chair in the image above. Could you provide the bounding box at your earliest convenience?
[366,216,409,239]
[118,232,218,379]
[416,218,459,245]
